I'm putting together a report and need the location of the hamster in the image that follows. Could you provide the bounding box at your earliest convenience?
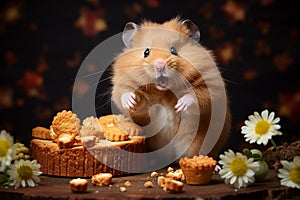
[111,17,231,160]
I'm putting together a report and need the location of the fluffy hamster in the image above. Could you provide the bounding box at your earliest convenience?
[111,17,231,159]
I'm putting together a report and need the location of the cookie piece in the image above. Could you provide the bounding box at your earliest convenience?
[98,115,129,141]
[114,115,142,136]
[91,173,112,186]
[80,116,104,140]
[82,135,96,147]
[163,178,184,193]
[150,171,158,177]
[50,110,81,148]
[166,169,185,181]
[103,127,129,141]
[57,134,76,148]
[144,181,153,188]
[157,176,165,188]
[32,126,51,140]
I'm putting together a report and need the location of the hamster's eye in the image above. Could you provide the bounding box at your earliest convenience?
[170,47,178,56]
[144,48,150,58]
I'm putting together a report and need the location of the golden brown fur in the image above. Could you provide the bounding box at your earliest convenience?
[111,18,231,159]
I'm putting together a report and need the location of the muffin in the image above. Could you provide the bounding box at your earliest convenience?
[179,155,216,185]
[69,178,88,193]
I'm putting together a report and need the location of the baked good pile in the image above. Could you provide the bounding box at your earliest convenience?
[30,110,145,177]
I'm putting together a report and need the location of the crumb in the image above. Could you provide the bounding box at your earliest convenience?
[157,176,165,188]
[150,171,158,177]
[82,135,96,147]
[167,167,174,172]
[144,181,153,188]
[91,173,112,186]
[124,180,131,187]
[120,186,127,192]
[57,134,76,148]
[163,178,184,193]
[166,169,185,181]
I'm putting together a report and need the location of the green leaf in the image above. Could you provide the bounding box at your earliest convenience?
[0,173,9,184]
[250,149,262,160]
[243,148,252,158]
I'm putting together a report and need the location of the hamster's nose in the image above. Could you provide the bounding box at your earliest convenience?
[155,58,165,72]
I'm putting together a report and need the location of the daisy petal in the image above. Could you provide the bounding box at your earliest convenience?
[268,112,275,121]
[261,110,269,120]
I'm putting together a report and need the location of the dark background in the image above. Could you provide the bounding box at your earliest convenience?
[0,0,299,154]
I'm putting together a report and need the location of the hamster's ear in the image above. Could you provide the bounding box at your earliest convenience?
[122,22,140,48]
[181,19,200,42]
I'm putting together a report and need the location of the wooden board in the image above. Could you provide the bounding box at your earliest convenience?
[0,169,299,200]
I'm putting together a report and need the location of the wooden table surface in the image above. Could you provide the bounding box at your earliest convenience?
[0,169,299,200]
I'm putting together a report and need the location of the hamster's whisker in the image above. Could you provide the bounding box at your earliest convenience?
[96,87,112,98]
[96,74,113,84]
[221,78,237,85]
[95,99,112,112]
[76,69,108,79]
[118,64,149,68]
[173,73,193,90]
[95,87,113,110]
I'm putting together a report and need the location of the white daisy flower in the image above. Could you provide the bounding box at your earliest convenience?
[278,156,300,189]
[0,130,15,172]
[241,109,282,145]
[219,149,260,188]
[7,159,42,189]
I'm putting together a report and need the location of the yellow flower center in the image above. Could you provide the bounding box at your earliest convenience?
[17,164,33,180]
[0,139,10,157]
[255,120,270,135]
[230,157,248,177]
[289,166,300,185]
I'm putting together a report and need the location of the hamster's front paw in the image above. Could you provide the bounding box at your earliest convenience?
[175,93,196,112]
[121,92,137,110]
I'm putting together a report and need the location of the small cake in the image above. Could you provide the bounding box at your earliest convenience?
[69,178,88,193]
[91,173,112,186]
[179,155,216,185]
[163,178,184,193]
